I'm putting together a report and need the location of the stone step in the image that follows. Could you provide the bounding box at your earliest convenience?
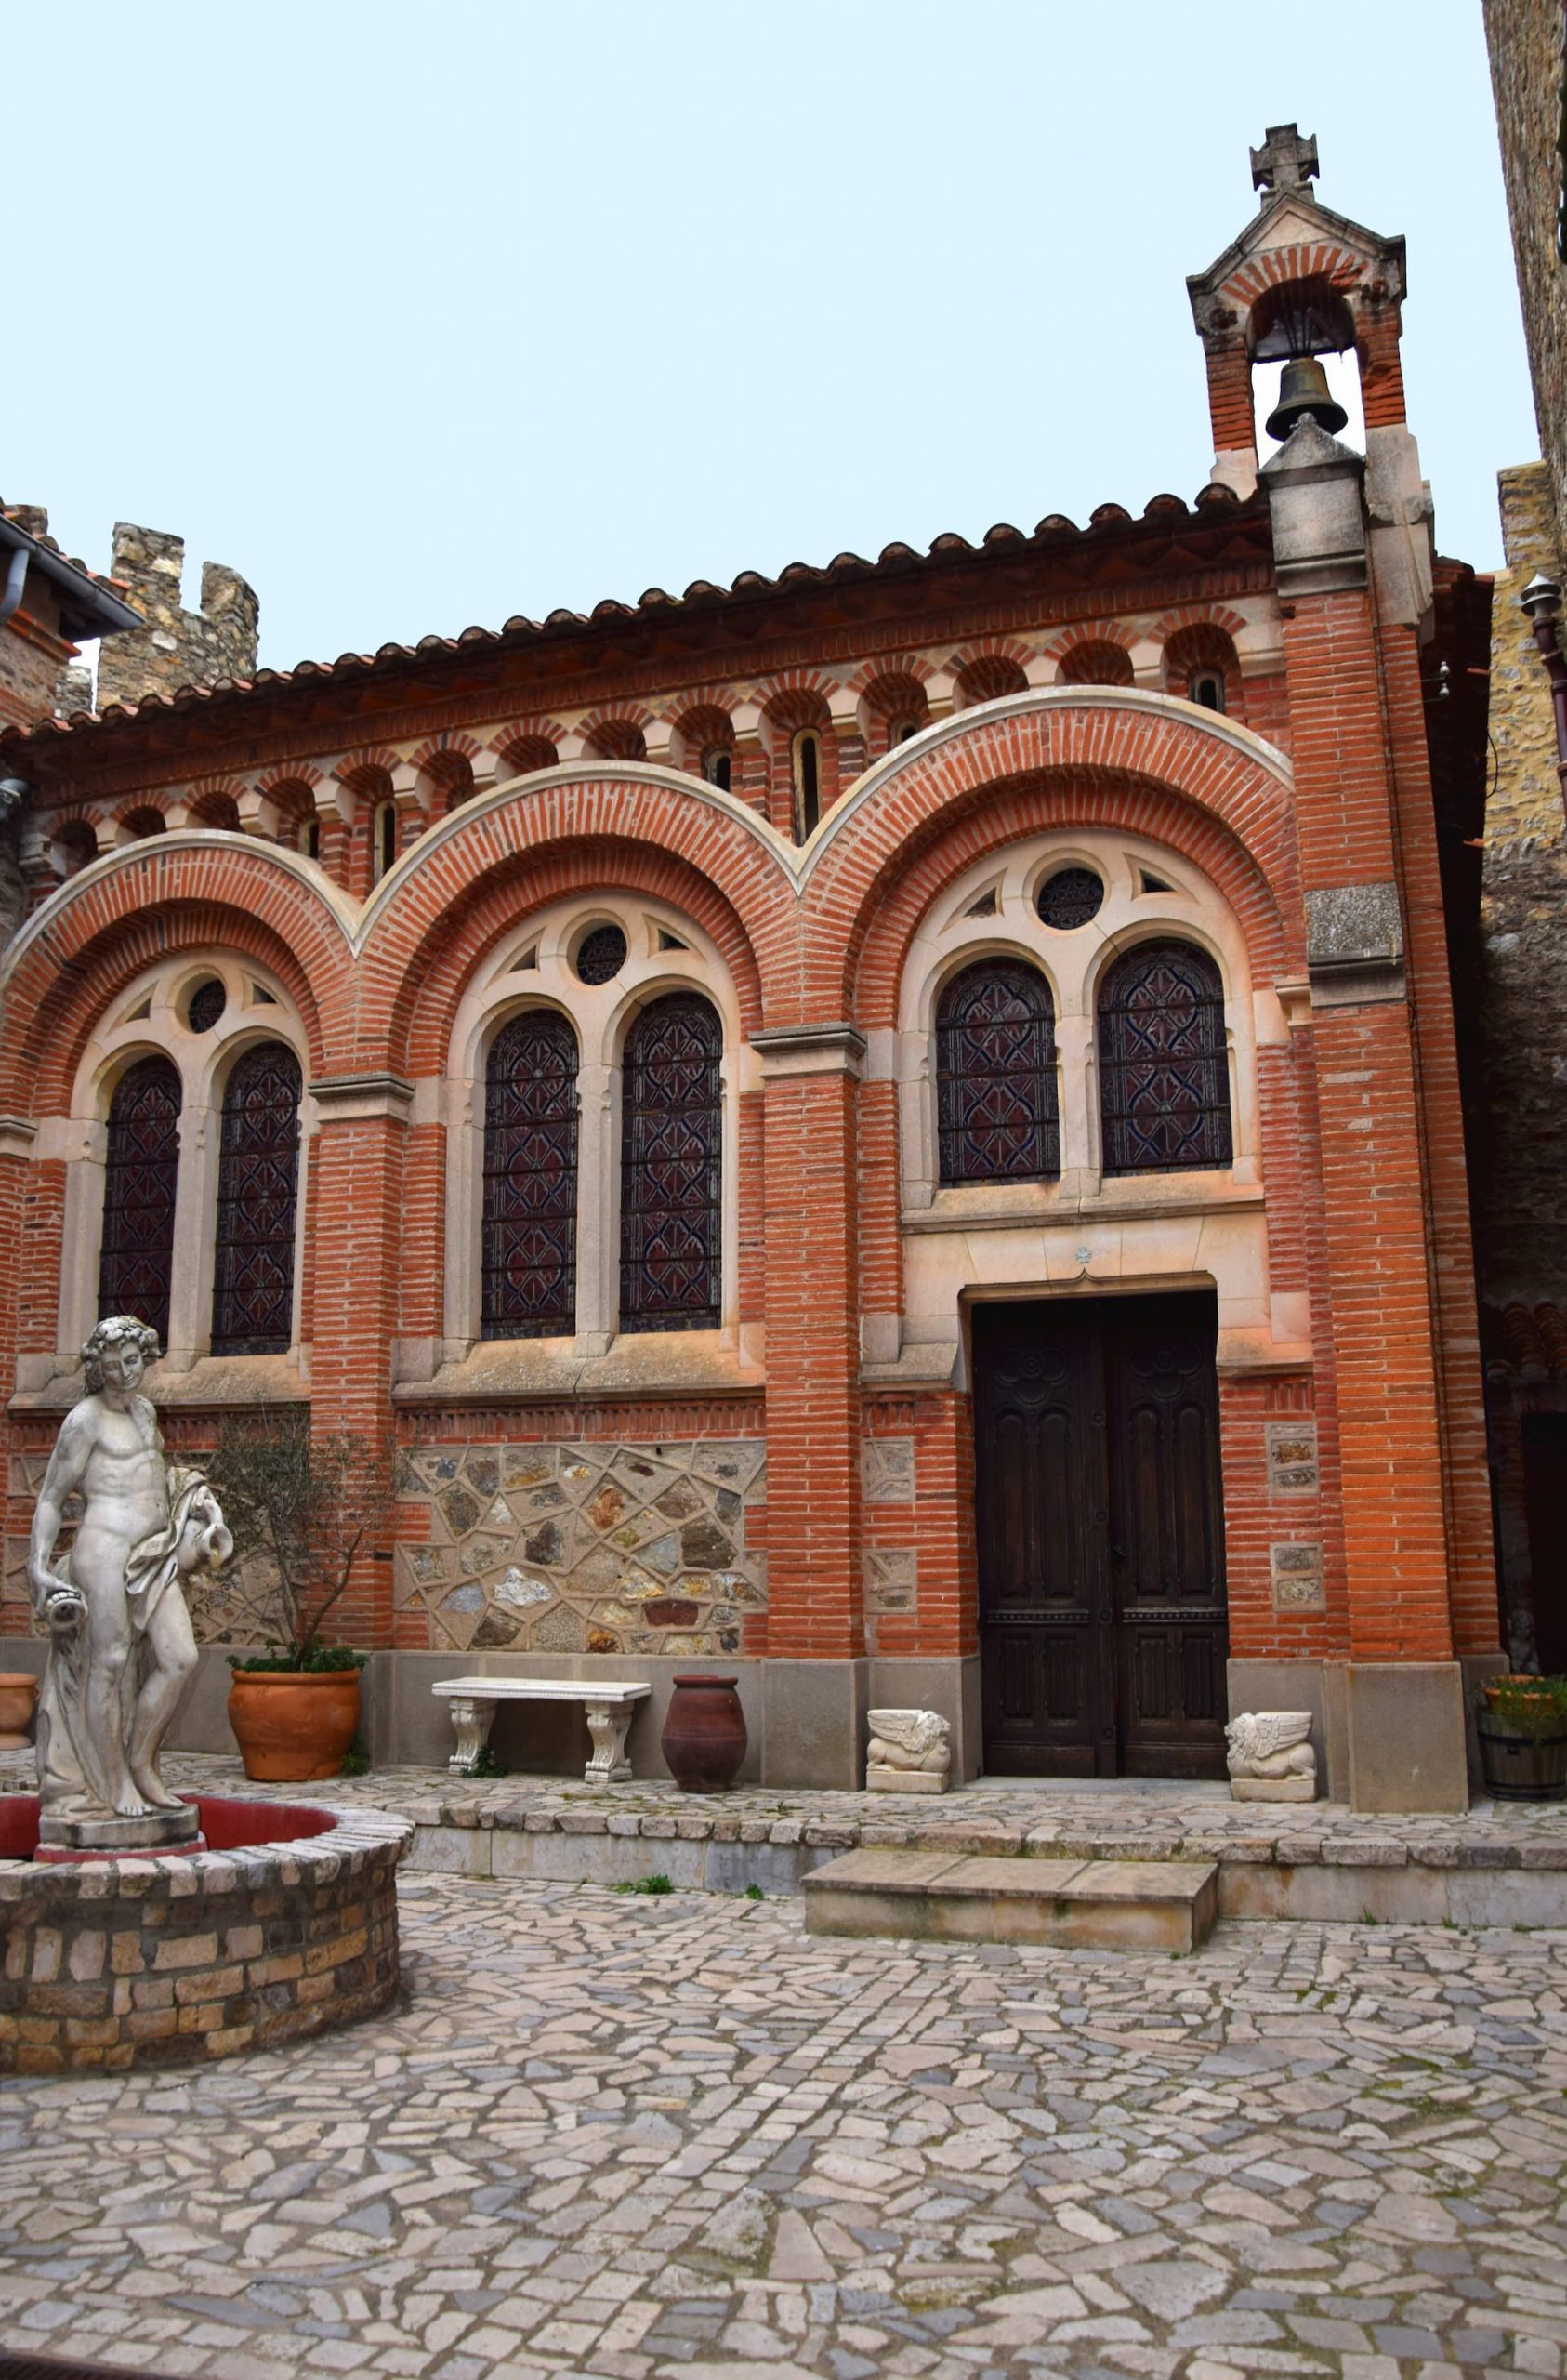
[803,1848,1219,1952]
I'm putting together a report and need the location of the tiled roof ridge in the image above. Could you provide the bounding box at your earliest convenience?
[2,481,1262,748]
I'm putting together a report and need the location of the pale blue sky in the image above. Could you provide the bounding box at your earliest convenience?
[10,1,1534,673]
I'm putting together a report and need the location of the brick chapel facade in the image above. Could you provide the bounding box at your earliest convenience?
[0,135,1503,1808]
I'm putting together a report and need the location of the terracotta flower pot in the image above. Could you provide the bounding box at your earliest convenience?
[662,1673,747,1793]
[228,1670,362,1782]
[0,1672,37,1749]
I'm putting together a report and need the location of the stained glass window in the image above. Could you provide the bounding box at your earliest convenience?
[481,1011,579,1339]
[1036,867,1103,930]
[212,1042,302,1354]
[574,925,627,985]
[620,994,722,1331]
[98,1057,181,1347]
[936,960,1059,1185]
[1099,939,1232,1174]
[186,978,226,1034]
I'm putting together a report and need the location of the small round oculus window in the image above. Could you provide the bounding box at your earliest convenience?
[186,977,227,1033]
[573,924,628,985]
[1036,867,1104,931]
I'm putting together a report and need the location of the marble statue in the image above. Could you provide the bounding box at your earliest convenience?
[865,1707,952,1794]
[1224,1709,1318,1802]
[27,1316,231,1851]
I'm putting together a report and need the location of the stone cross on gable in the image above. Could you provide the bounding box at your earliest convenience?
[1250,124,1320,199]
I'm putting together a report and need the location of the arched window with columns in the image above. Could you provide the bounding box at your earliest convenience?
[935,960,1059,1185]
[481,1010,580,1339]
[98,1057,182,1346]
[619,993,722,1331]
[1098,939,1232,1174]
[212,1043,303,1354]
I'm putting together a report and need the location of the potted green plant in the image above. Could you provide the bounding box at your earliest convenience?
[206,1413,397,1781]
[1476,1673,1567,1801]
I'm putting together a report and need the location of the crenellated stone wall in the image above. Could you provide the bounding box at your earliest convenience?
[95,522,258,713]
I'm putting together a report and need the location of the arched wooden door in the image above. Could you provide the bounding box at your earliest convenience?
[972,1291,1228,1778]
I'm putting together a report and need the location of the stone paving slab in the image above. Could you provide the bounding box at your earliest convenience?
[806,1851,1218,1953]
[0,1876,1563,2378]
[6,1753,1567,1921]
[4,1750,1559,1868]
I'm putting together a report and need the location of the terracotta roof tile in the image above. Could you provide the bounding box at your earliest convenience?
[0,481,1260,752]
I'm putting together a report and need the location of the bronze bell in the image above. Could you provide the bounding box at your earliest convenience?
[1264,354,1349,443]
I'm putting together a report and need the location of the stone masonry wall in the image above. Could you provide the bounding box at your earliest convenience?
[1486,0,1567,556]
[1479,463,1567,1304]
[397,1439,767,1658]
[95,522,258,712]
[0,1808,407,2073]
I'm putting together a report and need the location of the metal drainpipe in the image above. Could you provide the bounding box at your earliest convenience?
[1521,573,1567,828]
[0,542,29,627]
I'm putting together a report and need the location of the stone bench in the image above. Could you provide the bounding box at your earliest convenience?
[432,1677,652,1783]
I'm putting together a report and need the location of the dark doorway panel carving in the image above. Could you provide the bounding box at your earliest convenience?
[481,1010,579,1339]
[936,959,1059,1185]
[620,994,722,1332]
[1099,939,1232,1173]
[211,1043,302,1355]
[973,1292,1228,1778]
[98,1056,182,1347]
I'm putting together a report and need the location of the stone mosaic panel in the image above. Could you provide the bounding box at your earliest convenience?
[398,1439,766,1655]
[1265,1420,1319,1497]
[1270,1539,1326,1612]
[861,1437,915,1503]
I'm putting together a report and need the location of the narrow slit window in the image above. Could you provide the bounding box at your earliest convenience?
[1189,668,1226,714]
[211,1043,302,1354]
[703,747,732,793]
[1098,939,1232,1174]
[620,993,722,1331]
[936,960,1059,1185]
[374,801,397,880]
[98,1056,182,1348]
[793,732,821,841]
[481,1011,579,1339]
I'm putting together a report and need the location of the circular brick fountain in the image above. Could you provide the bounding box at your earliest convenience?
[0,1796,410,2072]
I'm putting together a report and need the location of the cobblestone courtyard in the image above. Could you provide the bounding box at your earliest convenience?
[0,1878,1564,2380]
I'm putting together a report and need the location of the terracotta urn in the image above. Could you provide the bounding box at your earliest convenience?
[0,1672,37,1750]
[661,1673,747,1793]
[228,1670,362,1781]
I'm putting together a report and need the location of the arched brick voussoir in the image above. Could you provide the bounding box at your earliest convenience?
[395,837,771,1078]
[848,766,1297,1032]
[1,898,340,1117]
[802,689,1302,1012]
[359,768,800,1047]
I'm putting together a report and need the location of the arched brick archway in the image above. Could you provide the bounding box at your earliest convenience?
[801,692,1301,1015]
[359,767,797,1065]
[0,839,352,1112]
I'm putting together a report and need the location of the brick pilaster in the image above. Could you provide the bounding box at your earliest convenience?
[755,1025,864,1659]
[306,1076,413,1647]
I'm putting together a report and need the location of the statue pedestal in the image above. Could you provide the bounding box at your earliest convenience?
[35,1800,204,1863]
[865,1765,949,1793]
[1228,1775,1316,1803]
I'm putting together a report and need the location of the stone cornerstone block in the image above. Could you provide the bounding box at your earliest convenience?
[1345,1661,1469,1815]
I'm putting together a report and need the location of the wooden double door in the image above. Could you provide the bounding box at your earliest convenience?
[973,1292,1228,1778]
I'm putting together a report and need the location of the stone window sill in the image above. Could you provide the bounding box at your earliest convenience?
[392,1330,765,1408]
